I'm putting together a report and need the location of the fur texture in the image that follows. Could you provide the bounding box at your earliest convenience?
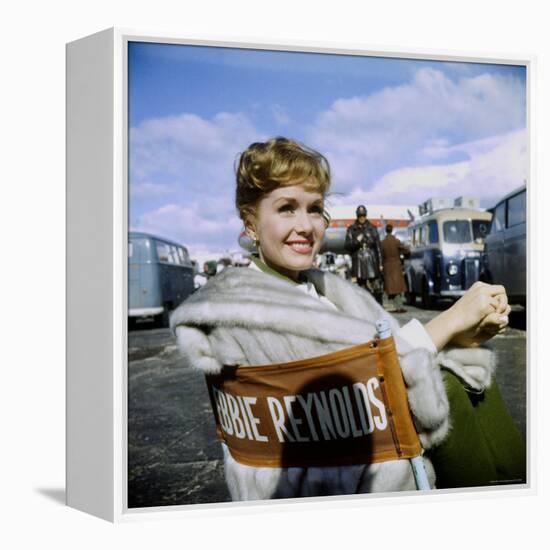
[171,266,494,499]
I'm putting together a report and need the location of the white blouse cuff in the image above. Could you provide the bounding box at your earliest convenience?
[398,318,437,355]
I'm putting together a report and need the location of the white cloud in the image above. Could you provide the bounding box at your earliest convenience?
[271,104,291,126]
[132,203,244,254]
[130,181,174,198]
[130,111,264,190]
[307,67,525,192]
[330,129,527,208]
[379,162,470,194]
[129,110,265,252]
[128,67,526,251]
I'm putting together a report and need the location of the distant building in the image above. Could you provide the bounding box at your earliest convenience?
[326,204,416,230]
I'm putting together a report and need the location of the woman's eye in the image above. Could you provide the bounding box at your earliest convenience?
[277,203,323,215]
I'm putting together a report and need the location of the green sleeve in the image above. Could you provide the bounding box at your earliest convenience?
[426,370,526,489]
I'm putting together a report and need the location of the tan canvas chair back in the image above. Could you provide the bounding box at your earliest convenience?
[205,335,422,469]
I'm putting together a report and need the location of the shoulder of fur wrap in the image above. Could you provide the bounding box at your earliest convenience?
[170,267,387,348]
[174,325,223,375]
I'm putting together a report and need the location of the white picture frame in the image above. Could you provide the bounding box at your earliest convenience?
[66,27,534,522]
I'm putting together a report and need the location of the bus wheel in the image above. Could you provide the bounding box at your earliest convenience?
[421,279,436,309]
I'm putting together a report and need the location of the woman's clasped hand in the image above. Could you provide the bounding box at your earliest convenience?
[426,281,511,351]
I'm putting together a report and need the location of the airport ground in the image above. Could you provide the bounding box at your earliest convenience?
[127,300,527,509]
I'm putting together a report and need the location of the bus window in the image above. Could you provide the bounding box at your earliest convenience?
[425,225,432,245]
[507,191,526,227]
[155,242,170,263]
[168,245,180,264]
[176,246,191,267]
[156,241,181,264]
[428,221,439,244]
[413,226,423,246]
[491,203,506,232]
[178,246,192,267]
[443,220,472,243]
[129,237,147,263]
[413,227,419,246]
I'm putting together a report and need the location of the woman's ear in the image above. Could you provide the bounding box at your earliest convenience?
[244,216,257,241]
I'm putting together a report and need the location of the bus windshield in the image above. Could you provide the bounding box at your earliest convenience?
[443,220,472,244]
[129,237,152,263]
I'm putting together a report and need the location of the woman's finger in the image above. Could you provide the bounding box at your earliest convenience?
[495,292,509,314]
[479,296,499,316]
[497,315,510,328]
[495,307,511,327]
[480,311,506,329]
[486,284,506,296]
[496,305,511,321]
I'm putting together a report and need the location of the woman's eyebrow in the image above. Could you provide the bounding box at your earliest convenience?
[272,196,324,208]
[308,199,324,208]
[273,196,298,204]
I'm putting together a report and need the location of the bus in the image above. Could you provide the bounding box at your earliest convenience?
[404,204,492,308]
[129,231,195,326]
[481,185,526,306]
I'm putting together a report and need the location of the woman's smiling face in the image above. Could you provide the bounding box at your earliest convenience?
[247,182,326,280]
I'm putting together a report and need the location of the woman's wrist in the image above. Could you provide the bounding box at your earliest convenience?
[424,307,460,352]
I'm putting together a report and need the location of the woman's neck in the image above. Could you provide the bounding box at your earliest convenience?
[250,254,305,284]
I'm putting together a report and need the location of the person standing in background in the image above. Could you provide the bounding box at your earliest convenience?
[381,223,409,313]
[344,205,384,304]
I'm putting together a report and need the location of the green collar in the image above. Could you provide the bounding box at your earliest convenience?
[250,255,306,285]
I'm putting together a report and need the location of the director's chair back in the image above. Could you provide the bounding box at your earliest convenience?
[205,318,430,490]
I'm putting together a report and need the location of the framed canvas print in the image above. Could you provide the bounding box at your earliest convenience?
[66,27,532,522]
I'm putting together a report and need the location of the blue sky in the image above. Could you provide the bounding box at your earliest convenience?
[128,41,526,257]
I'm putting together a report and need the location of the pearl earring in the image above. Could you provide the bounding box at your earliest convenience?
[247,231,259,249]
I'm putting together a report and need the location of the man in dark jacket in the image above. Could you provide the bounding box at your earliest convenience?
[344,205,384,304]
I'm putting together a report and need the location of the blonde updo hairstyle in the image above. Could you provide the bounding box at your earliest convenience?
[236,137,331,226]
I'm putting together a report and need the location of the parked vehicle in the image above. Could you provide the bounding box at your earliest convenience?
[404,202,492,308]
[480,185,526,306]
[129,232,195,326]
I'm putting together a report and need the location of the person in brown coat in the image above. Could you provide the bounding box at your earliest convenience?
[381,224,410,313]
